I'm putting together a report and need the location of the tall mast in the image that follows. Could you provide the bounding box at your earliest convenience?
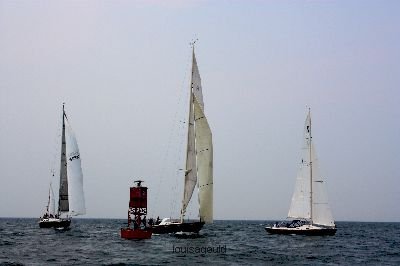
[309,108,313,223]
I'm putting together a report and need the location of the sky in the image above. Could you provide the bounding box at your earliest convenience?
[0,0,399,222]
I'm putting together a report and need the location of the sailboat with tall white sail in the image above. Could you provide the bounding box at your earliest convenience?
[152,43,213,234]
[39,104,85,229]
[265,109,336,236]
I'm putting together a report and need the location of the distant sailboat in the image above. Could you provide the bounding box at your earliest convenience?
[39,104,85,229]
[152,43,213,234]
[38,183,57,227]
[265,109,336,236]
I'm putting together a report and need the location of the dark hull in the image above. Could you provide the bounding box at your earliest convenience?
[265,227,337,236]
[152,221,204,234]
[39,218,71,229]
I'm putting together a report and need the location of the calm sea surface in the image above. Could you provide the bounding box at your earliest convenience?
[0,218,399,265]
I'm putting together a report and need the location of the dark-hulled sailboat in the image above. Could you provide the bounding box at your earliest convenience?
[265,109,337,236]
[152,43,213,235]
[39,104,85,229]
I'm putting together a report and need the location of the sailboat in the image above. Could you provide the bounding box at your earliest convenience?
[152,43,213,234]
[265,109,337,236]
[38,183,57,228]
[39,104,86,229]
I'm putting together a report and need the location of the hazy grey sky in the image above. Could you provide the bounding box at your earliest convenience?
[1,0,399,221]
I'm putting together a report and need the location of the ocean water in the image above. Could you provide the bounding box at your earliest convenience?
[0,218,399,265]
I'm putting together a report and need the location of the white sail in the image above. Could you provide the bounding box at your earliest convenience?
[181,90,197,218]
[181,47,204,218]
[288,112,312,220]
[310,143,335,226]
[191,51,204,108]
[181,46,213,222]
[65,118,86,216]
[194,98,213,223]
[287,111,334,227]
[287,156,311,220]
[49,183,56,215]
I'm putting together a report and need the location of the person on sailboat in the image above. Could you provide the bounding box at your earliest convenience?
[134,216,141,229]
[148,218,154,227]
[142,216,147,227]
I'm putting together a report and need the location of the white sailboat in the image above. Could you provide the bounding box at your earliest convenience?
[39,104,85,229]
[265,109,336,235]
[152,43,213,234]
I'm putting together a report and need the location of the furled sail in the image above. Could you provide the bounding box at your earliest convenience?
[65,118,86,216]
[194,98,213,223]
[58,112,69,213]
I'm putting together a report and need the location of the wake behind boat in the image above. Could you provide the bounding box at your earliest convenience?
[151,42,213,235]
[38,104,86,229]
[265,109,337,236]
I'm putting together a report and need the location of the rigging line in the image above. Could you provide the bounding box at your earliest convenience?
[152,47,192,218]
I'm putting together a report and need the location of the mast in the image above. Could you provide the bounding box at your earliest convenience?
[308,108,313,223]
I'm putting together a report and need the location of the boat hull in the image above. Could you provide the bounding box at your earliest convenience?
[121,228,152,239]
[265,226,337,236]
[152,221,204,234]
[39,218,71,229]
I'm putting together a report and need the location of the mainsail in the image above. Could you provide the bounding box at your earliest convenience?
[181,90,197,218]
[58,109,69,213]
[181,47,213,223]
[287,110,334,226]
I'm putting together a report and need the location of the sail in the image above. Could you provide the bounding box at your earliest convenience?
[191,49,204,108]
[65,118,86,216]
[181,47,204,218]
[49,183,56,215]
[310,143,335,226]
[194,98,213,223]
[288,111,335,226]
[181,91,197,218]
[58,112,69,213]
[287,112,312,220]
[181,46,213,222]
